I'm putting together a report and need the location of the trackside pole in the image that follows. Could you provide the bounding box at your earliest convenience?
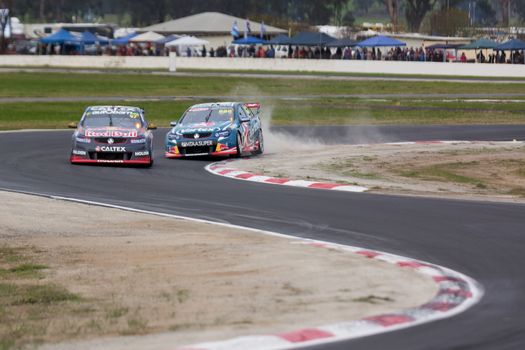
[169,51,177,72]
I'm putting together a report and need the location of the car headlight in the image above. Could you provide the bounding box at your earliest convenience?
[215,130,231,138]
[75,137,92,143]
[168,133,180,141]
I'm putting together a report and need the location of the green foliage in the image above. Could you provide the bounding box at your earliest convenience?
[399,162,486,187]
[405,0,438,32]
[7,0,519,30]
[0,264,47,279]
[475,0,497,26]
[9,0,351,27]
[13,284,81,305]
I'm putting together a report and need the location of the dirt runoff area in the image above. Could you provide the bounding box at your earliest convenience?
[0,191,436,349]
[233,140,525,203]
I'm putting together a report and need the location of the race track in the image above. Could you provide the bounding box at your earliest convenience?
[1,126,525,350]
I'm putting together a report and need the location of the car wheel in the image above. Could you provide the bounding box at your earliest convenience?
[254,129,264,155]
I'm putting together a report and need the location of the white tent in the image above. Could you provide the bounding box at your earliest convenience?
[165,36,210,47]
[130,31,165,42]
[355,29,378,38]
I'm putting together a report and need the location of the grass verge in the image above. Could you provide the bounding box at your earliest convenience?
[399,162,487,188]
[0,98,524,130]
[0,72,524,99]
[0,246,83,349]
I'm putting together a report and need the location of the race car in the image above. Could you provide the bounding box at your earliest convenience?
[69,105,156,167]
[164,102,264,158]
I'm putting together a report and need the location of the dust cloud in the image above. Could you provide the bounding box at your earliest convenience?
[228,83,322,154]
[227,83,392,151]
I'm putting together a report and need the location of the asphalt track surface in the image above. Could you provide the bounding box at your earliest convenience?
[1,126,525,350]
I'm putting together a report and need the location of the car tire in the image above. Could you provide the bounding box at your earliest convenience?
[254,129,264,155]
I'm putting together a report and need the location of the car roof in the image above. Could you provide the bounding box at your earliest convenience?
[85,105,142,112]
[189,102,238,109]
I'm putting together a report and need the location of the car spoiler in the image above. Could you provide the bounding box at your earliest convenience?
[245,102,261,115]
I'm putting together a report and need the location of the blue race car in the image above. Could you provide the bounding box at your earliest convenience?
[165,102,264,158]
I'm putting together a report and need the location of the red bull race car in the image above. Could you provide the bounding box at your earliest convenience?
[69,106,156,167]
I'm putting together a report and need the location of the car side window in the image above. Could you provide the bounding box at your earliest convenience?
[242,106,254,120]
[238,107,248,121]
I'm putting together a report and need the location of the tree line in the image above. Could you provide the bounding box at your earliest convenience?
[0,0,524,33]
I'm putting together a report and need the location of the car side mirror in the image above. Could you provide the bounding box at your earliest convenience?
[148,123,157,130]
[170,121,178,127]
[68,122,77,129]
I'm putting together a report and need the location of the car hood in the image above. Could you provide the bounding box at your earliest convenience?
[173,121,232,134]
[80,127,143,138]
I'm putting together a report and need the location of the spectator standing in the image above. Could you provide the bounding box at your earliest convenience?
[201,45,207,57]
[342,47,349,59]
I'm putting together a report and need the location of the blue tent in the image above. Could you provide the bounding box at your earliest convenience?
[496,39,525,50]
[80,31,109,45]
[356,35,406,47]
[268,34,292,45]
[287,32,335,46]
[40,29,80,44]
[112,32,138,45]
[232,36,268,45]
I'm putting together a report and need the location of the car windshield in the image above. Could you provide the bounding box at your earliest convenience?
[82,109,143,129]
[179,107,234,125]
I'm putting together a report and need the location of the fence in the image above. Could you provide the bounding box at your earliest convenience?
[1,55,524,77]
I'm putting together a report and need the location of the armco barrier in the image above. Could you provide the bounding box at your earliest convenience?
[1,54,525,77]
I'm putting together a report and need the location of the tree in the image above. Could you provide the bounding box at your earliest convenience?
[405,0,438,32]
[353,0,375,15]
[514,0,525,22]
[39,0,45,21]
[2,0,368,27]
[498,0,509,26]
[476,0,497,26]
[384,0,399,31]
[431,7,468,35]
[331,0,354,27]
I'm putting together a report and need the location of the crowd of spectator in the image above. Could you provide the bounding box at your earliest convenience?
[33,41,525,64]
[218,44,524,64]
